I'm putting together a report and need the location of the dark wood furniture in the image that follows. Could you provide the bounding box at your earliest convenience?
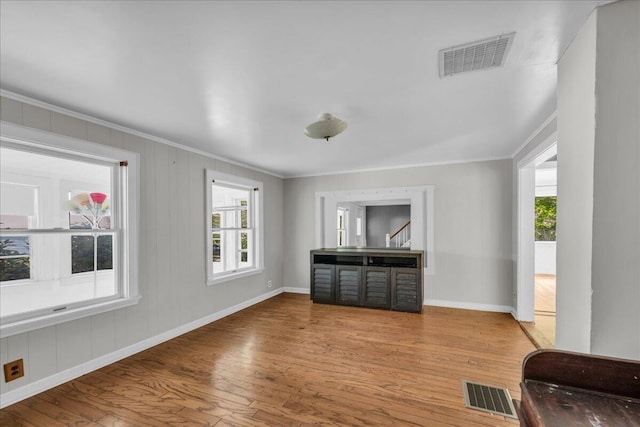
[514,349,640,426]
[310,248,423,313]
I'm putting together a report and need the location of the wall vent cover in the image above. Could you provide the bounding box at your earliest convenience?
[462,380,518,419]
[439,32,515,77]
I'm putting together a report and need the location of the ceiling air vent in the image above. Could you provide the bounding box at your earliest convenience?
[439,32,515,78]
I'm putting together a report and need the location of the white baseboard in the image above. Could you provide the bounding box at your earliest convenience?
[283,287,310,294]
[0,288,284,409]
[424,299,514,314]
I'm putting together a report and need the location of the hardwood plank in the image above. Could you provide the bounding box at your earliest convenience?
[38,388,111,422]
[95,414,142,427]
[534,274,556,313]
[0,407,39,427]
[520,274,556,349]
[0,294,535,426]
[0,401,70,427]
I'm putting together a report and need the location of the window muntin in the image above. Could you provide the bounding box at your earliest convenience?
[206,170,263,285]
[0,144,121,323]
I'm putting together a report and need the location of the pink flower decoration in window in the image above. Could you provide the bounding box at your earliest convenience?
[67,192,110,229]
[90,192,107,204]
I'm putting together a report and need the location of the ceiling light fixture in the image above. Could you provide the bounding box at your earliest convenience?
[304,113,348,141]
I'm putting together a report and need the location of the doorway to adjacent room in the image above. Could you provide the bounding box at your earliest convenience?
[517,138,557,348]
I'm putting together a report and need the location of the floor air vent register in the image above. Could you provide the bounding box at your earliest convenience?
[462,380,518,419]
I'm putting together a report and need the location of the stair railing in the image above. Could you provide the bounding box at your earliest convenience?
[386,220,411,248]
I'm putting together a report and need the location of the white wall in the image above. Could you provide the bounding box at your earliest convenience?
[534,242,556,275]
[283,159,514,311]
[366,205,410,248]
[590,0,640,359]
[556,0,640,359]
[556,7,597,355]
[0,95,284,402]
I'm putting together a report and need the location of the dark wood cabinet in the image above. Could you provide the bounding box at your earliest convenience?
[311,264,334,303]
[514,350,640,426]
[363,267,390,309]
[310,248,423,313]
[391,267,421,312]
[336,265,361,305]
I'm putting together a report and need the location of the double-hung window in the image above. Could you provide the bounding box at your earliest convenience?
[337,207,348,247]
[205,170,263,285]
[0,123,139,337]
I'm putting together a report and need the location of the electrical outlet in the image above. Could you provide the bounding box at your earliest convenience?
[4,359,24,383]
[267,280,272,288]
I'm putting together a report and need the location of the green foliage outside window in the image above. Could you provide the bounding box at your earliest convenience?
[240,200,248,262]
[71,235,113,274]
[0,238,30,281]
[211,199,249,264]
[535,196,557,241]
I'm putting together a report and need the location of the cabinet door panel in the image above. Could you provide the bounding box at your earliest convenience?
[312,265,335,303]
[363,267,390,309]
[336,266,361,305]
[391,268,422,312]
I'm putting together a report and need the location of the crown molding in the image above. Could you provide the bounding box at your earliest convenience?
[0,89,284,179]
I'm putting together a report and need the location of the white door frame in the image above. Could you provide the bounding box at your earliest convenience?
[516,136,556,321]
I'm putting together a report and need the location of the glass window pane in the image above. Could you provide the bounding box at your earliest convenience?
[240,232,248,251]
[240,200,248,228]
[239,231,252,266]
[0,236,30,281]
[0,215,29,229]
[72,236,95,274]
[1,147,112,230]
[212,213,221,229]
[0,183,36,218]
[212,233,221,262]
[97,235,113,271]
[0,236,30,256]
[68,191,112,230]
[0,257,30,281]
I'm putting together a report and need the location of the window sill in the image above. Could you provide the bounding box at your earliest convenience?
[207,267,264,286]
[0,296,141,338]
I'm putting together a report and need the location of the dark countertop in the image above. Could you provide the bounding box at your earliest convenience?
[312,247,424,256]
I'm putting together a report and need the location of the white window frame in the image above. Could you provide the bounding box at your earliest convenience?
[205,169,264,285]
[0,121,140,338]
[337,207,348,247]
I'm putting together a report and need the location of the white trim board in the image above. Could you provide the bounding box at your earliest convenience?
[288,156,511,179]
[0,89,284,179]
[514,135,557,322]
[511,110,558,159]
[0,288,284,409]
[283,287,310,294]
[424,299,514,314]
[2,90,549,181]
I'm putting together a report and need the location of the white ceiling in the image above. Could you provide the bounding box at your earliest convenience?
[0,1,611,178]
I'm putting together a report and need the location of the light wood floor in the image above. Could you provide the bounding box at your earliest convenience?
[0,294,536,426]
[520,274,556,349]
